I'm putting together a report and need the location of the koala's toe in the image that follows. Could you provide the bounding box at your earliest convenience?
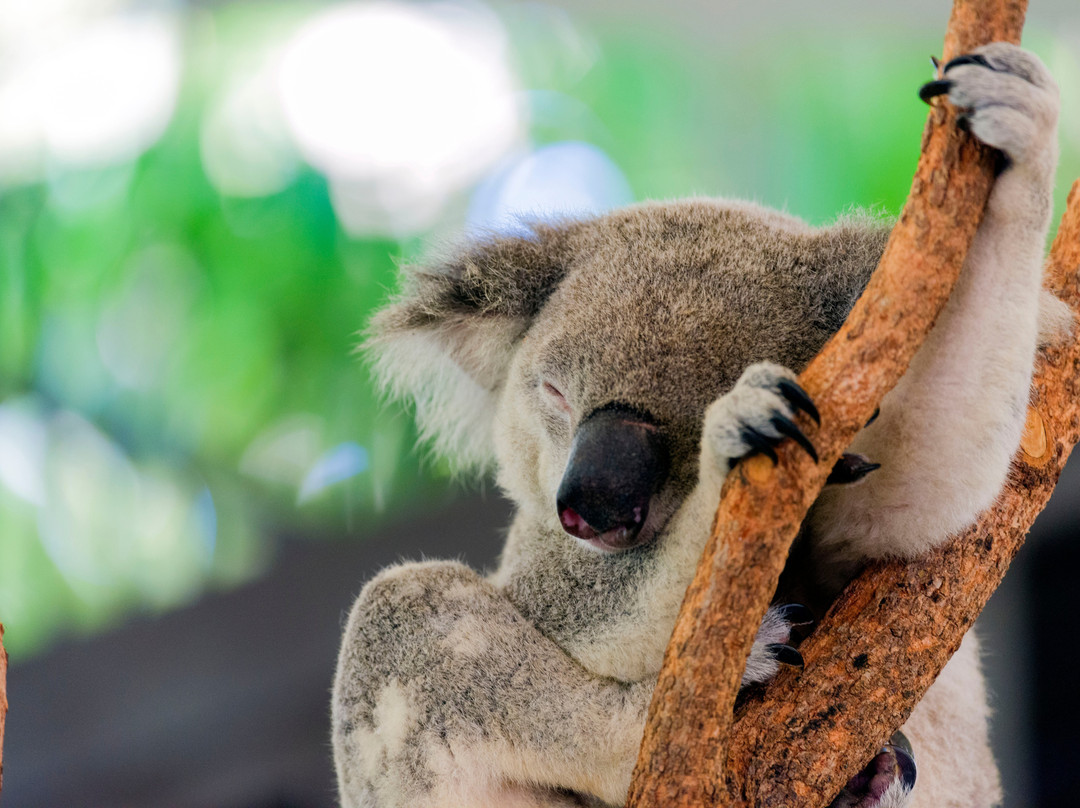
[736,423,782,466]
[774,602,814,625]
[776,378,821,425]
[770,413,819,461]
[829,732,917,808]
[965,42,1055,89]
[764,643,804,668]
[940,52,994,75]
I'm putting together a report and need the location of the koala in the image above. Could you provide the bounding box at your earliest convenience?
[333,43,1066,808]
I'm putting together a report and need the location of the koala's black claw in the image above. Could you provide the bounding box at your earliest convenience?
[888,730,913,757]
[889,743,915,790]
[826,453,881,485]
[770,414,818,463]
[742,429,778,464]
[766,643,804,668]
[930,54,941,71]
[775,603,815,626]
[942,52,995,74]
[888,731,918,791]
[865,406,880,427]
[918,78,953,103]
[776,379,820,425]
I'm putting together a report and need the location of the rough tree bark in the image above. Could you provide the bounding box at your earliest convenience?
[1,623,7,794]
[626,1,1034,806]
[725,179,1080,805]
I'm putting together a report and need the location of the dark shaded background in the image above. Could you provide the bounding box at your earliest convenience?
[7,461,1080,808]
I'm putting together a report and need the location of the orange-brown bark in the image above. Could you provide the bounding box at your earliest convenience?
[1,623,7,794]
[626,2,1029,806]
[727,179,1080,805]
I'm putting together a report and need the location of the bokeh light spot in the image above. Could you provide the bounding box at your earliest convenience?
[299,442,370,503]
[467,140,633,235]
[0,11,181,179]
[201,61,299,198]
[277,1,524,235]
[0,398,48,506]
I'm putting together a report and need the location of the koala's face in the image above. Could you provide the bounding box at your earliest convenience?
[368,199,887,553]
[495,253,753,552]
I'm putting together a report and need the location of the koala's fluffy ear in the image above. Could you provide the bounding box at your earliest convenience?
[367,223,576,472]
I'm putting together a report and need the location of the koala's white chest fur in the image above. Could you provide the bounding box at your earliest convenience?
[335,43,1065,808]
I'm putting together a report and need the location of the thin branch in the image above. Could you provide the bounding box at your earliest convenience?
[1,623,7,795]
[627,1,1028,806]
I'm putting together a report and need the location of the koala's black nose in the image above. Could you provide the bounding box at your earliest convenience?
[556,404,670,551]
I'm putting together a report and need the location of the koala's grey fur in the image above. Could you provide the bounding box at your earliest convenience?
[333,43,1067,808]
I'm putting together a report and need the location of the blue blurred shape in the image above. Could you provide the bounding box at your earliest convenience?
[467,140,633,235]
[298,442,370,503]
[0,399,47,506]
[193,486,217,566]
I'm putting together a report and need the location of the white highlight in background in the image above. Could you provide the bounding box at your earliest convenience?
[0,11,181,180]
[299,442,369,503]
[277,1,523,235]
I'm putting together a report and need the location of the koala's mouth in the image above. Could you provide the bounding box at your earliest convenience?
[559,503,654,551]
[561,499,671,552]
[555,402,671,552]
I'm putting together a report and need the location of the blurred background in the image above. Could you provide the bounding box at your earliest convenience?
[1,0,1078,806]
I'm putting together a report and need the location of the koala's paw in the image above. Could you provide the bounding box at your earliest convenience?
[919,42,1058,168]
[740,603,813,687]
[703,361,819,471]
[829,732,917,808]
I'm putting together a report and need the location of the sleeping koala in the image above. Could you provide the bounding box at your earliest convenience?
[333,43,1065,808]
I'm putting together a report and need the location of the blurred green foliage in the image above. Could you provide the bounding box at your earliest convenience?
[0,2,1077,659]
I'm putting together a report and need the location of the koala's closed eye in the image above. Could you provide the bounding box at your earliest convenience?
[541,381,571,413]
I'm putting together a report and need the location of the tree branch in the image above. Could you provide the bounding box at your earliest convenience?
[1,623,7,795]
[727,180,1080,805]
[627,2,1029,806]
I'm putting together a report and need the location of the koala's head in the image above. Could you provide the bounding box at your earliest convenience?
[368,199,887,552]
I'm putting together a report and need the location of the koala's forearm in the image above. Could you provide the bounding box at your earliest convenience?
[807,47,1060,569]
[809,204,1044,560]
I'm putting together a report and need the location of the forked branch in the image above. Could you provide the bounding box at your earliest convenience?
[627,1,1035,806]
[727,182,1080,804]
[1,623,7,794]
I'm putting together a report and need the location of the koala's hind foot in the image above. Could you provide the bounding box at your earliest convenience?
[919,42,1058,170]
[830,732,917,808]
[702,361,820,474]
